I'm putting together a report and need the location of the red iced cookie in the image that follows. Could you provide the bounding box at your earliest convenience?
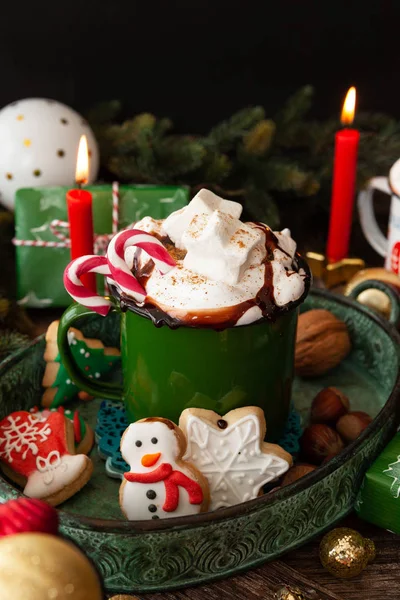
[0,411,93,506]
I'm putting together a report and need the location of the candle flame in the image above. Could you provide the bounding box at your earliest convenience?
[341,87,356,126]
[75,135,89,185]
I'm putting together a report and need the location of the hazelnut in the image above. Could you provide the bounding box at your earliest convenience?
[322,453,339,464]
[336,411,372,442]
[281,464,316,486]
[300,424,344,465]
[311,387,350,424]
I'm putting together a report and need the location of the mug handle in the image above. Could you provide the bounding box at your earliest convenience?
[57,302,123,401]
[347,279,400,327]
[357,176,391,257]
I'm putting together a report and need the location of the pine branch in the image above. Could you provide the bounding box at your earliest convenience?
[0,330,31,362]
[155,137,206,179]
[89,90,400,226]
[207,107,265,151]
[275,85,314,127]
[244,188,280,229]
[202,152,232,183]
[244,120,276,155]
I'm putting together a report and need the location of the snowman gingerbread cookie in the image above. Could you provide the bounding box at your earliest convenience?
[179,406,292,510]
[119,417,210,520]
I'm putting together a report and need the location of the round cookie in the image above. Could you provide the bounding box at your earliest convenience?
[0,533,103,600]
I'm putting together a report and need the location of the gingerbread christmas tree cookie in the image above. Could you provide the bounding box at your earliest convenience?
[42,320,120,408]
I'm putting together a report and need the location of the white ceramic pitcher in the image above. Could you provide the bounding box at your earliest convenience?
[358,158,400,274]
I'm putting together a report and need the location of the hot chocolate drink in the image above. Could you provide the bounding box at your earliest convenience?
[114,188,310,329]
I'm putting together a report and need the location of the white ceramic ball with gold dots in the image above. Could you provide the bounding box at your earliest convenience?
[0,98,99,210]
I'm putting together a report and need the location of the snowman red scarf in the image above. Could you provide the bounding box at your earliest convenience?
[124,463,203,512]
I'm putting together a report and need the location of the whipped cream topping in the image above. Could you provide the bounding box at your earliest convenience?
[123,189,308,327]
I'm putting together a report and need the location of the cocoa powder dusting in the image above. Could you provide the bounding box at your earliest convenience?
[113,223,310,330]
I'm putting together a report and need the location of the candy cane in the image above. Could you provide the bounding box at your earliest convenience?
[107,229,176,301]
[63,256,115,316]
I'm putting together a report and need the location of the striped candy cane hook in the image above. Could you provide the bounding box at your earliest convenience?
[107,229,176,301]
[64,256,116,316]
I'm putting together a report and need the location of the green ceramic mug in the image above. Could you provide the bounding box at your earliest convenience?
[58,257,311,441]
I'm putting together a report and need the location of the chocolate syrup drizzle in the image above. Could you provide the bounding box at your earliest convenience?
[113,225,311,331]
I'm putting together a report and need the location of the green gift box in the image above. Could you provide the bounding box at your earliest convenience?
[356,432,400,533]
[14,185,189,308]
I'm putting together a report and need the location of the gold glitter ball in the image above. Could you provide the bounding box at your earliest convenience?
[274,585,310,600]
[320,527,375,579]
[109,596,140,600]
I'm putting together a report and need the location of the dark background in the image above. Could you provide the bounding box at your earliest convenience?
[1,1,400,130]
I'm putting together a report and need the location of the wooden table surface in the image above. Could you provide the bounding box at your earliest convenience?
[29,311,400,600]
[132,516,399,600]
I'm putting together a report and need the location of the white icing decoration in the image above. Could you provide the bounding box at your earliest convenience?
[24,454,88,499]
[183,413,290,510]
[36,450,67,485]
[0,414,51,462]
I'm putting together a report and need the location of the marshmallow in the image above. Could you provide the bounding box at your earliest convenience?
[124,217,164,270]
[273,228,297,264]
[123,190,307,326]
[272,262,306,307]
[183,210,266,286]
[162,188,243,249]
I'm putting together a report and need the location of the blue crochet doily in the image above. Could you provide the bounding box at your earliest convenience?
[95,400,303,479]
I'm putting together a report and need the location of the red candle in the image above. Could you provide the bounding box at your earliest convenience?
[66,135,96,291]
[326,87,360,263]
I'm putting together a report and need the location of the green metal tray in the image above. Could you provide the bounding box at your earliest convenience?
[0,289,399,594]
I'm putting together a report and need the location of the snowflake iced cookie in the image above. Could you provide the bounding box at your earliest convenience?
[41,320,120,408]
[29,406,94,455]
[119,417,210,520]
[0,410,93,506]
[179,407,293,510]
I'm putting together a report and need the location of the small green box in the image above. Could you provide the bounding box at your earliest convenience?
[14,185,189,307]
[356,432,400,533]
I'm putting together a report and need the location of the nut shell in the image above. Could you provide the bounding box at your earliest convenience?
[336,411,372,442]
[281,464,316,486]
[311,387,350,424]
[0,533,103,600]
[295,310,351,377]
[301,424,344,464]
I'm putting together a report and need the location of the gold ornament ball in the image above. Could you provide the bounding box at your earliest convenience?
[0,533,103,599]
[320,527,376,579]
[275,585,310,599]
[109,597,140,600]
[109,596,140,600]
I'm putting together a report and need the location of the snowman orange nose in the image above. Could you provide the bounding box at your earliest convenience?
[141,453,161,467]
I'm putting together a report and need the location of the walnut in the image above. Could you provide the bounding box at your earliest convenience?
[295,309,351,377]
